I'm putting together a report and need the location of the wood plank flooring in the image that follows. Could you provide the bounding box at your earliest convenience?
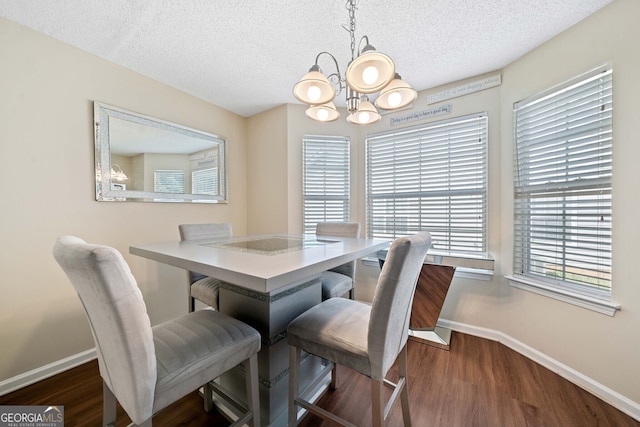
[1,332,637,426]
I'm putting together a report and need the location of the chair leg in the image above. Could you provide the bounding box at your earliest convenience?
[203,382,214,413]
[244,354,261,427]
[399,344,412,427]
[104,380,153,427]
[188,281,195,313]
[288,346,301,426]
[102,381,117,427]
[371,379,384,427]
[330,362,338,390]
[348,288,354,300]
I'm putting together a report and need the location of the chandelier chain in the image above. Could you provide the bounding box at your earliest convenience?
[347,0,357,61]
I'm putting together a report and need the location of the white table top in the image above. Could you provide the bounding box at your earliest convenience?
[130,234,389,293]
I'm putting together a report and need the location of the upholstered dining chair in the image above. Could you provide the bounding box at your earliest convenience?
[315,222,361,300]
[178,223,232,312]
[287,231,431,427]
[53,236,261,427]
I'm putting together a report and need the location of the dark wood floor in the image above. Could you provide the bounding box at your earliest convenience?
[1,332,637,426]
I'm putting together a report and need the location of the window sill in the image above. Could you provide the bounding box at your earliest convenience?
[455,267,493,281]
[506,275,620,316]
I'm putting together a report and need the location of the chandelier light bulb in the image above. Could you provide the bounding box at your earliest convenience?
[358,112,370,124]
[387,91,402,107]
[307,85,322,102]
[362,65,379,85]
[317,108,329,121]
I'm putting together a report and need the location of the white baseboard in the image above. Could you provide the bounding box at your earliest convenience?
[0,348,96,397]
[438,319,640,422]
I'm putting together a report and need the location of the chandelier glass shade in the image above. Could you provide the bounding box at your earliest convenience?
[293,67,336,105]
[345,48,395,94]
[375,73,418,110]
[346,95,381,124]
[293,0,416,124]
[305,102,340,122]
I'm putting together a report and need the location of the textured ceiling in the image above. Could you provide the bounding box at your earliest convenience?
[0,0,613,117]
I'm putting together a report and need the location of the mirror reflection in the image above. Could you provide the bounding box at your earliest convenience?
[94,102,227,203]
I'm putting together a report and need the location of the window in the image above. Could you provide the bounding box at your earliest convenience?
[154,170,185,193]
[192,167,218,195]
[366,113,488,253]
[512,65,613,302]
[302,135,350,234]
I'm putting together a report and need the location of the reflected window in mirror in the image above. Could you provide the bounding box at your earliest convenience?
[154,170,185,193]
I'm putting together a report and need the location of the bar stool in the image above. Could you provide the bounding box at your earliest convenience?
[53,236,261,426]
[287,231,432,426]
[316,222,361,300]
[178,223,232,312]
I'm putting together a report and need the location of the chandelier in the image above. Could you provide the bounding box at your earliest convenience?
[110,164,129,183]
[293,0,417,125]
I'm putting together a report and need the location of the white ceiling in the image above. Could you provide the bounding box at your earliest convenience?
[0,0,613,118]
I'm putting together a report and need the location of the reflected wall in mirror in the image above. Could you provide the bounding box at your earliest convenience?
[94,102,227,203]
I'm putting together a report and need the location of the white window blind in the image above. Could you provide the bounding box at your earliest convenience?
[366,113,488,252]
[303,135,350,234]
[513,65,612,296]
[154,170,185,193]
[192,167,218,195]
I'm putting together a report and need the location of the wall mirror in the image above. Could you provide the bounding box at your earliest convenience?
[94,102,227,203]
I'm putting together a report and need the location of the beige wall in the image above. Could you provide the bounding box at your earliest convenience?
[2,0,639,412]
[246,105,289,233]
[0,17,248,381]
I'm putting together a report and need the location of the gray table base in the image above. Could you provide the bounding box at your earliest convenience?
[215,278,328,426]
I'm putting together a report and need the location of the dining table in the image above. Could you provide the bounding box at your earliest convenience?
[130,233,389,427]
